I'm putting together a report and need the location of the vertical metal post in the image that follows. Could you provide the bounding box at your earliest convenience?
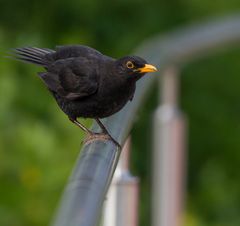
[103,137,139,226]
[152,66,187,226]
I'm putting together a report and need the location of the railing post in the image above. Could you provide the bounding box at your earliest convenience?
[152,66,187,226]
[102,137,139,226]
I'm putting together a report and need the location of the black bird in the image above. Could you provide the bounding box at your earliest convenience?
[11,45,157,147]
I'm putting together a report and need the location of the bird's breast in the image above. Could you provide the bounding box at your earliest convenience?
[93,80,135,117]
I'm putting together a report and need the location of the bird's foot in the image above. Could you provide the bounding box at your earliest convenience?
[83,132,121,149]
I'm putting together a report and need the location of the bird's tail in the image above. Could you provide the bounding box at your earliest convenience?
[10,47,55,66]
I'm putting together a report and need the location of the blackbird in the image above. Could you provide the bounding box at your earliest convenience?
[11,45,157,147]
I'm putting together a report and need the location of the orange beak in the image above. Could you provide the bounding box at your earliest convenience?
[138,64,158,73]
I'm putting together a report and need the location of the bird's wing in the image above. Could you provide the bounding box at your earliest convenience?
[54,45,103,59]
[38,57,99,100]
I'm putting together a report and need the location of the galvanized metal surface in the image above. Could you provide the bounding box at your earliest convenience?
[51,14,240,226]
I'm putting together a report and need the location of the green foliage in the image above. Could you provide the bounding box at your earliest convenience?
[181,49,240,226]
[0,0,240,225]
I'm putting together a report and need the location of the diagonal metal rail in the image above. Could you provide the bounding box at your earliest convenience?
[51,14,240,226]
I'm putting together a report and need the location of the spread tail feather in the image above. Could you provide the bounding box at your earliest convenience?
[10,47,55,66]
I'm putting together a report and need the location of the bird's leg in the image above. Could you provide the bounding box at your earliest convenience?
[69,117,93,135]
[95,118,121,148]
[69,117,121,148]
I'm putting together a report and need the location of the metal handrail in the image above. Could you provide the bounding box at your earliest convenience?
[51,14,240,226]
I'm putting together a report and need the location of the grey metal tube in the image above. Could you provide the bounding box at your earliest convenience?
[51,141,118,226]
[153,66,187,226]
[51,14,240,226]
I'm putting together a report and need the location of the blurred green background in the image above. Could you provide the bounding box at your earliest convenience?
[0,0,240,226]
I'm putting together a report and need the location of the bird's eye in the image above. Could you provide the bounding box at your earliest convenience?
[126,61,134,69]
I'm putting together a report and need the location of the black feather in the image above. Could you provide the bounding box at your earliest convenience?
[11,47,55,66]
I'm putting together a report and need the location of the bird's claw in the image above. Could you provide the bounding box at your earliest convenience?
[83,132,121,149]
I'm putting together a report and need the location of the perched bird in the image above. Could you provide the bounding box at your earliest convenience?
[11,45,157,147]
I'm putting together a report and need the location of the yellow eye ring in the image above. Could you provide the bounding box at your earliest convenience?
[126,61,134,69]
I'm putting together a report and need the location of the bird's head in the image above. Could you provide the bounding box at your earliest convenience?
[115,56,157,79]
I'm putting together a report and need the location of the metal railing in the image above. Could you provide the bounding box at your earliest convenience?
[51,14,240,226]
